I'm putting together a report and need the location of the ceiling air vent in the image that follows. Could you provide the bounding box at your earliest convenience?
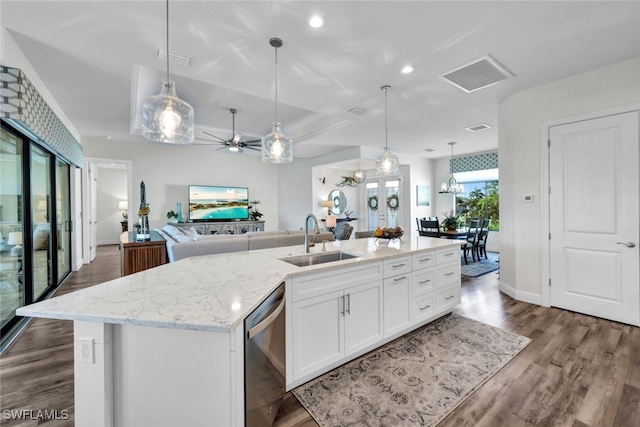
[440,55,513,93]
[466,123,492,132]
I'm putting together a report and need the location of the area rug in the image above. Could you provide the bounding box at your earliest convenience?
[461,251,499,277]
[292,314,530,427]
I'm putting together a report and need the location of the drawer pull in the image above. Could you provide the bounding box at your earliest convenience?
[419,257,431,262]
[394,276,407,282]
[445,272,455,276]
[419,304,431,311]
[445,295,455,300]
[419,279,431,284]
[392,263,407,268]
[444,253,454,257]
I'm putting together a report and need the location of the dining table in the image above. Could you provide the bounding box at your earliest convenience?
[440,229,468,239]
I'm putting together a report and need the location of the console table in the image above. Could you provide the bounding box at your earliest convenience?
[170,220,265,235]
[119,231,167,276]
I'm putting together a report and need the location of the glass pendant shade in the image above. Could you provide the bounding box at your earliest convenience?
[376,146,400,175]
[261,122,293,163]
[352,169,367,184]
[142,79,194,144]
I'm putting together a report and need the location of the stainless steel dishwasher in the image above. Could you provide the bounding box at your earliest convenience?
[244,283,286,427]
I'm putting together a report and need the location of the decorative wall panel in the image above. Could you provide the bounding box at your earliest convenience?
[451,152,498,173]
[1,66,82,167]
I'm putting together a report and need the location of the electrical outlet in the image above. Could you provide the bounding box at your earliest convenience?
[80,338,95,364]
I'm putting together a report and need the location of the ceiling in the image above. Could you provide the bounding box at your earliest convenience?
[2,1,639,161]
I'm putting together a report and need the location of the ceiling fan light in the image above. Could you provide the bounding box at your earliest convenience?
[142,79,194,144]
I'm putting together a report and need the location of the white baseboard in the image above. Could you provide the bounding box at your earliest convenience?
[499,281,543,306]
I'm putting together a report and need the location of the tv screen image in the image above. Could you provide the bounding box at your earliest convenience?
[188,185,249,221]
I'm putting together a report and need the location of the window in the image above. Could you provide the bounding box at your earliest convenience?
[455,180,499,230]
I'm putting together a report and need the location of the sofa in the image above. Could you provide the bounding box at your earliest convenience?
[156,225,335,262]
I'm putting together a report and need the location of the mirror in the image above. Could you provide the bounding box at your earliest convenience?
[329,190,347,215]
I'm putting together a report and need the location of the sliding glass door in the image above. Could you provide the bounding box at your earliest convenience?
[0,123,73,340]
[56,158,71,282]
[0,128,24,330]
[31,144,53,300]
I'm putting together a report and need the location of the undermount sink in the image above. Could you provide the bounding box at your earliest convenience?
[280,251,362,267]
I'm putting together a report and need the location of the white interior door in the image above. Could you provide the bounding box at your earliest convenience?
[549,111,639,326]
[363,177,402,231]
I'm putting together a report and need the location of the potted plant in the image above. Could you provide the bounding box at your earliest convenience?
[441,211,460,231]
[166,210,179,223]
[248,200,263,221]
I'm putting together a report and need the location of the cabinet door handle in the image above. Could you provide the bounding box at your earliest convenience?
[341,295,345,316]
[346,293,351,315]
[419,304,431,311]
[445,295,455,300]
[419,279,431,284]
[394,276,407,282]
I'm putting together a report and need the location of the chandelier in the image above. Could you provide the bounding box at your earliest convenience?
[439,142,464,194]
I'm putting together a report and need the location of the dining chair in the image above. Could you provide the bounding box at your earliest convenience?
[418,219,440,237]
[460,218,480,264]
[333,222,353,240]
[475,219,491,260]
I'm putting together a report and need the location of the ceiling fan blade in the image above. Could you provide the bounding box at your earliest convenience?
[202,131,228,143]
[244,146,261,152]
[242,139,262,145]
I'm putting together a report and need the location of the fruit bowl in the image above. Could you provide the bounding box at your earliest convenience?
[374,227,404,242]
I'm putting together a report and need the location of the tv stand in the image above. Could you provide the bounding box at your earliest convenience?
[170,220,265,235]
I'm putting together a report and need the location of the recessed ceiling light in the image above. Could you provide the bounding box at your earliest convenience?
[401,65,416,74]
[309,15,324,28]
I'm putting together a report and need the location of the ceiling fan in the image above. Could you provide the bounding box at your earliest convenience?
[195,108,261,153]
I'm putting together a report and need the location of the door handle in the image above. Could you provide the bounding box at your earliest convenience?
[616,241,636,248]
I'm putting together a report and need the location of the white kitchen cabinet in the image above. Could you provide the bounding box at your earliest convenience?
[383,273,411,337]
[291,280,382,383]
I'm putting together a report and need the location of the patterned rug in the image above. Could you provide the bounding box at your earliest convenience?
[292,314,530,427]
[461,251,499,277]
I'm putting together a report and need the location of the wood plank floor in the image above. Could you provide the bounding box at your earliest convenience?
[1,245,639,426]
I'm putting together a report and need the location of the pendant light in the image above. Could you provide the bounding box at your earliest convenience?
[262,37,293,163]
[439,141,464,193]
[352,168,366,184]
[141,0,194,144]
[375,85,399,175]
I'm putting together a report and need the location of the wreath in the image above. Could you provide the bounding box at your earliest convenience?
[368,195,378,210]
[387,194,399,211]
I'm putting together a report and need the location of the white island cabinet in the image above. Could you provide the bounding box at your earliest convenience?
[17,237,461,427]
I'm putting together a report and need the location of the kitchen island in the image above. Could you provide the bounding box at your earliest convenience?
[17,236,462,427]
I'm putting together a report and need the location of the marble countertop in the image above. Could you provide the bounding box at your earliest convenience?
[17,236,461,333]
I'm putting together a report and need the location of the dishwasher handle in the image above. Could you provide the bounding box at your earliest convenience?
[247,296,286,340]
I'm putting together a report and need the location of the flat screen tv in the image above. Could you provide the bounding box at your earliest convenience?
[188,185,249,221]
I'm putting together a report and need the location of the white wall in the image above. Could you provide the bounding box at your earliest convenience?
[81,138,280,231]
[499,56,640,298]
[96,167,127,245]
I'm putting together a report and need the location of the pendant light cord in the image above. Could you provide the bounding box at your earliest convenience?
[165,0,170,82]
[384,87,388,149]
[274,46,279,124]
